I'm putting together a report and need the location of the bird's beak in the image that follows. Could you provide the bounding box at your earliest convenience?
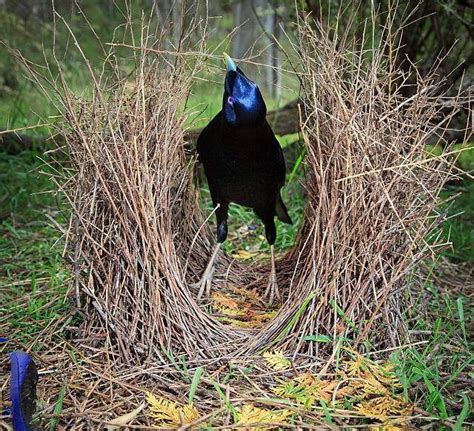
[223,52,237,72]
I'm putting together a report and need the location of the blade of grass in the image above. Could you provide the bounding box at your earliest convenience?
[303,334,331,342]
[211,379,239,423]
[272,291,316,346]
[188,366,204,404]
[456,297,466,344]
[288,147,306,184]
[329,299,357,331]
[453,394,471,431]
[48,385,66,431]
[320,400,335,426]
[423,375,448,419]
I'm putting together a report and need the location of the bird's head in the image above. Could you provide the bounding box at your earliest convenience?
[222,53,267,126]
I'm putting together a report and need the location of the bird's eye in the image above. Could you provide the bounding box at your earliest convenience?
[227,96,234,105]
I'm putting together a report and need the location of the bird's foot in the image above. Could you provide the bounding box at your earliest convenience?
[264,268,280,307]
[195,264,215,301]
[194,244,220,301]
[264,244,280,307]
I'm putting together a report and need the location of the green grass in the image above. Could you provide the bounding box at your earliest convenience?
[439,180,474,262]
[0,149,70,347]
[391,280,473,425]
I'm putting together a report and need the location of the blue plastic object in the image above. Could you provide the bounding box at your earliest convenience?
[10,352,38,431]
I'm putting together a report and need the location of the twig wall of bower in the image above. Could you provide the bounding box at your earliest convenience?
[26,12,461,365]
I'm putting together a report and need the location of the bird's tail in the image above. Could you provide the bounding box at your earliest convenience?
[276,193,293,224]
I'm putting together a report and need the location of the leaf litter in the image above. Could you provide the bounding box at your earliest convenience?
[143,349,414,429]
[211,286,276,328]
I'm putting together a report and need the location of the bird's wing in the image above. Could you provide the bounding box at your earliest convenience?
[196,111,223,163]
[275,140,287,187]
[265,122,287,188]
[276,192,293,224]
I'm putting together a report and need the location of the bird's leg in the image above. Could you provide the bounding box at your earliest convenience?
[196,201,228,301]
[196,243,220,300]
[261,214,279,306]
[264,244,280,306]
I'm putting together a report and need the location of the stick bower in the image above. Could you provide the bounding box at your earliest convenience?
[37,14,461,365]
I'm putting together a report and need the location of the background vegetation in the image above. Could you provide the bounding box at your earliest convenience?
[0,0,472,428]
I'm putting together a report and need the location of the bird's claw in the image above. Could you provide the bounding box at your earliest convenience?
[195,265,215,301]
[194,244,220,301]
[264,271,280,306]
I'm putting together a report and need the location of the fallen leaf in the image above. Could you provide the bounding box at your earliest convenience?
[145,392,199,427]
[105,402,145,430]
[236,404,293,430]
[212,292,239,310]
[263,350,291,371]
[355,395,412,421]
[232,250,259,260]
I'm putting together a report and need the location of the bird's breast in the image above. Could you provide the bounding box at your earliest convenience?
[199,118,283,210]
[213,146,279,208]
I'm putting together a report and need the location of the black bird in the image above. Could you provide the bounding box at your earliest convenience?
[196,53,292,305]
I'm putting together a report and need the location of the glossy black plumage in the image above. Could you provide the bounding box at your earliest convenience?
[197,62,292,248]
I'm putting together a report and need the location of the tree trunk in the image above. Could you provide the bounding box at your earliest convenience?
[232,0,282,98]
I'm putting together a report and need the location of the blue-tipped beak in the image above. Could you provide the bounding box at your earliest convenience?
[223,52,237,72]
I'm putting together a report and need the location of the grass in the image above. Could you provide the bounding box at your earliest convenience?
[0,149,70,348]
[440,179,474,262]
[391,281,473,424]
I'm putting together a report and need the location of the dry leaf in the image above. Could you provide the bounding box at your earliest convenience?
[145,392,199,427]
[272,352,414,421]
[263,350,291,371]
[236,403,293,430]
[232,250,259,260]
[105,402,145,430]
[212,292,239,310]
[355,396,412,421]
[217,317,265,328]
[229,285,261,301]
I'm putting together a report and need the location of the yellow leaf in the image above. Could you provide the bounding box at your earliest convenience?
[355,395,412,422]
[212,292,239,310]
[381,425,410,431]
[217,317,265,328]
[236,404,293,430]
[145,392,199,427]
[270,351,414,420]
[263,350,291,371]
[295,373,339,403]
[105,402,145,430]
[251,311,277,323]
[232,250,259,260]
[216,307,246,317]
[229,285,261,302]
